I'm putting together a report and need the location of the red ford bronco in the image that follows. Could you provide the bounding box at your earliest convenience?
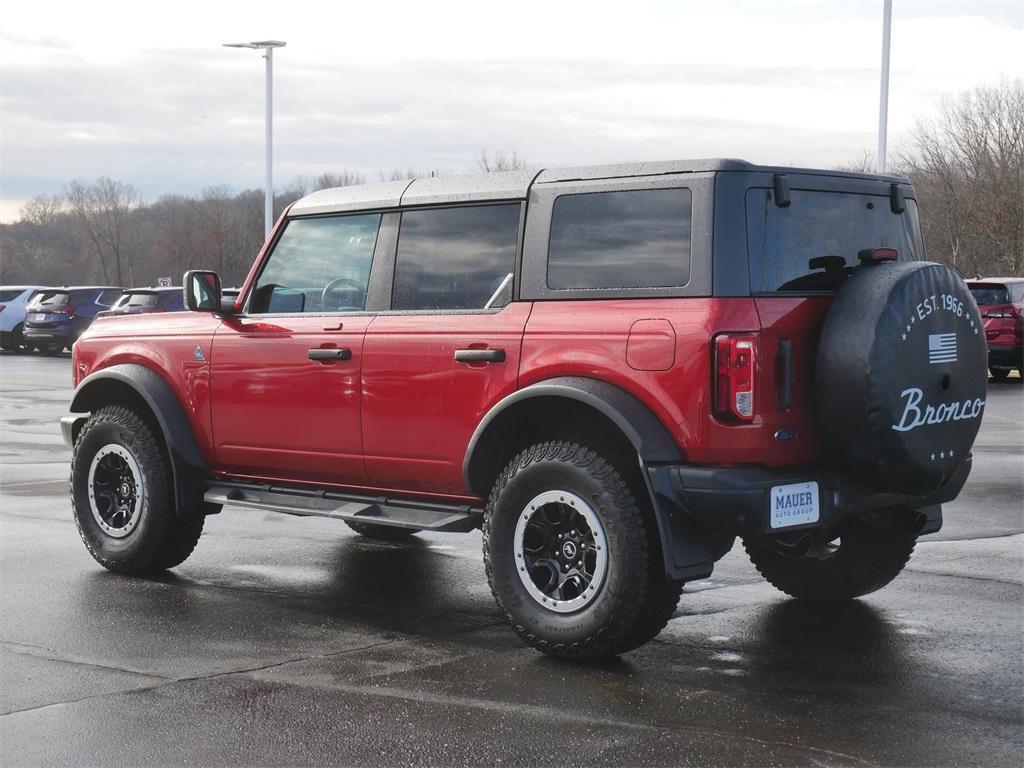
[63,159,988,658]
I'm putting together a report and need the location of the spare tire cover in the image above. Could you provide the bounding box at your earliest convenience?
[816,261,987,495]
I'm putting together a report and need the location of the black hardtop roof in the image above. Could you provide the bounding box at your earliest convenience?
[290,158,911,216]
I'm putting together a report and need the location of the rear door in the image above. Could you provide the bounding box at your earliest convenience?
[744,178,926,463]
[210,213,383,485]
[361,203,528,497]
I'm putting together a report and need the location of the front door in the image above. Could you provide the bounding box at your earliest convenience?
[361,202,528,497]
[210,212,383,485]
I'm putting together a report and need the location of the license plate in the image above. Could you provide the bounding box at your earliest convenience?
[769,481,820,529]
[29,313,47,322]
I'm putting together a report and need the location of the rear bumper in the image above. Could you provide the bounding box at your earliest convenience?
[646,458,971,581]
[987,344,1022,369]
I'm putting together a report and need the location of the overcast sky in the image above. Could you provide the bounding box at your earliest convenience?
[1,0,1021,222]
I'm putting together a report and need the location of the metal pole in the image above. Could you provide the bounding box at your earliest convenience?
[264,46,274,239]
[877,0,892,173]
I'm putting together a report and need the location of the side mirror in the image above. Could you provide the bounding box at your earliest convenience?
[183,270,222,312]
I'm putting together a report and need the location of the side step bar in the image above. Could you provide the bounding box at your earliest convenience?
[204,481,481,533]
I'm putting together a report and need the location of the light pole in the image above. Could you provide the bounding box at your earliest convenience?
[224,40,286,239]
[877,0,892,173]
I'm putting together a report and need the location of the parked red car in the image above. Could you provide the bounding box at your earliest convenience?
[966,278,1024,380]
[62,160,988,658]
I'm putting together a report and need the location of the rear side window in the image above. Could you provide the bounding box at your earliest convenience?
[97,289,122,305]
[0,289,22,302]
[547,188,692,290]
[70,290,99,305]
[746,189,924,293]
[392,204,520,311]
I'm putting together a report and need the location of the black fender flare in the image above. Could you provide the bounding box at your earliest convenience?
[69,363,209,517]
[463,376,683,494]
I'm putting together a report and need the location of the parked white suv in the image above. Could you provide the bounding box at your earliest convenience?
[0,286,45,352]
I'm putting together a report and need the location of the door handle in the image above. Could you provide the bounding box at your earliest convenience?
[308,347,352,361]
[454,348,505,363]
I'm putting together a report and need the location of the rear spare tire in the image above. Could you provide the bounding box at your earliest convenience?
[817,261,987,495]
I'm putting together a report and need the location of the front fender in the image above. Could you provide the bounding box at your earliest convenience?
[68,363,209,517]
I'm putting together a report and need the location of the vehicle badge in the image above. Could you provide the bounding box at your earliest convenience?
[194,345,206,362]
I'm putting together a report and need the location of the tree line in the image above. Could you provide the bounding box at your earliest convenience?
[1,83,1020,288]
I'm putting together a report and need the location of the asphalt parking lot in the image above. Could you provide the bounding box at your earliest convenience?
[0,352,1021,767]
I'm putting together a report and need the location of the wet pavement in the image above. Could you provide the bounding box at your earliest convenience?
[1,352,1021,767]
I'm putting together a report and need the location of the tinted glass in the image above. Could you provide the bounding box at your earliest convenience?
[968,284,1009,306]
[250,214,381,314]
[0,290,23,302]
[120,292,159,307]
[70,290,99,305]
[98,289,122,305]
[392,204,519,310]
[746,189,924,293]
[30,291,70,307]
[547,188,691,290]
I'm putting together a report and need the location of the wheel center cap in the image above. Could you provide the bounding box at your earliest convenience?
[120,482,131,497]
[561,541,578,560]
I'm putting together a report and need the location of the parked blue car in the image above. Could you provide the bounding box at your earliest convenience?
[23,286,122,354]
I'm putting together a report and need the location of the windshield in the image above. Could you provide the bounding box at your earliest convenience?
[746,189,924,293]
[968,284,1009,306]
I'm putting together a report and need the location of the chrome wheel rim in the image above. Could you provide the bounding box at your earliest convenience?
[88,443,144,538]
[514,490,608,613]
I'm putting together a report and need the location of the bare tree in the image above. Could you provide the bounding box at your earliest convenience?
[477,149,532,173]
[833,149,876,174]
[64,177,141,285]
[20,194,64,226]
[900,80,1023,276]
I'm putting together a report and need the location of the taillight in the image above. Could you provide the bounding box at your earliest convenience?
[714,333,757,422]
[52,306,76,315]
[0,304,6,313]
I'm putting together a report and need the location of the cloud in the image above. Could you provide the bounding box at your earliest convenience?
[1,0,1021,220]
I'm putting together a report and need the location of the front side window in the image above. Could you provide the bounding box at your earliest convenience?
[392,204,520,311]
[250,214,381,314]
[746,189,924,293]
[0,290,22,302]
[547,188,692,290]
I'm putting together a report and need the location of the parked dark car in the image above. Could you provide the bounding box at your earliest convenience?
[966,278,1023,380]
[98,287,184,317]
[23,286,122,354]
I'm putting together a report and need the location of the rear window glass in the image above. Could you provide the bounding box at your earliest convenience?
[0,289,23,302]
[29,291,70,307]
[547,188,691,290]
[968,284,1009,306]
[118,292,159,307]
[746,189,924,293]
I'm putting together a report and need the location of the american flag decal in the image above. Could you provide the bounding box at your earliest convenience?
[928,333,957,364]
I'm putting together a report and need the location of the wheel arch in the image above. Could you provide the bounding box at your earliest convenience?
[70,363,209,518]
[465,377,731,582]
[463,376,683,498]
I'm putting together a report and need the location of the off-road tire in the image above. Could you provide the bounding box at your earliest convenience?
[344,521,420,541]
[483,440,682,659]
[989,366,1011,381]
[743,517,916,603]
[71,405,203,574]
